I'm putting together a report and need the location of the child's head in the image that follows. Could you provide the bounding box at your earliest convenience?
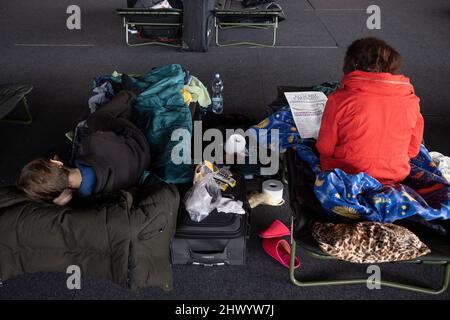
[343,37,402,74]
[18,158,70,203]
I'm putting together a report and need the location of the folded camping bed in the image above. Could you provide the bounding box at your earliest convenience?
[116,8,183,47]
[285,147,450,295]
[214,0,281,47]
[0,84,33,125]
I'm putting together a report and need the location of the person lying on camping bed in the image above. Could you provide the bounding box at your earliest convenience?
[18,75,150,206]
[317,37,424,185]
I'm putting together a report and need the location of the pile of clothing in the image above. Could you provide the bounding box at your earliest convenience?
[89,64,210,185]
[251,85,450,263]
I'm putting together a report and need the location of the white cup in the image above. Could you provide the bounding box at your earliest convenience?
[224,134,246,156]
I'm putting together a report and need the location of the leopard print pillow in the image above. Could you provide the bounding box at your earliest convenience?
[311,221,431,263]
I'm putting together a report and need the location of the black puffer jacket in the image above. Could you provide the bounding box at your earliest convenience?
[0,183,178,290]
[73,90,151,195]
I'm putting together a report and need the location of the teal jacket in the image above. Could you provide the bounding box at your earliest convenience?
[131,64,193,184]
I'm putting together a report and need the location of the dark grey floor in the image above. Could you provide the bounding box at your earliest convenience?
[0,0,449,300]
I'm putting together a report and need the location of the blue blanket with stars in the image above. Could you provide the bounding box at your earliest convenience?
[251,107,450,223]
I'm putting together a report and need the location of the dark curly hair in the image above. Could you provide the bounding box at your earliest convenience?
[343,37,402,74]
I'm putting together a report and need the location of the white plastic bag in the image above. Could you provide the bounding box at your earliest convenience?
[184,173,222,222]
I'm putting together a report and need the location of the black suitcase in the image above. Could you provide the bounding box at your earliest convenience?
[182,0,217,51]
[171,171,250,265]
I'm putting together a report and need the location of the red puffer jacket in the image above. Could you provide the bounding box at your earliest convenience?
[316,70,424,184]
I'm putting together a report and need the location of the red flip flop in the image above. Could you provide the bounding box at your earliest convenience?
[258,219,290,238]
[262,238,300,269]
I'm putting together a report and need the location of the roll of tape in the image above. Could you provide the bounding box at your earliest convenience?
[262,179,284,202]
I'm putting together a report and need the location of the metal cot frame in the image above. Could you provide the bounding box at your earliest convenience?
[214,11,280,47]
[0,95,33,125]
[117,9,183,48]
[285,149,450,295]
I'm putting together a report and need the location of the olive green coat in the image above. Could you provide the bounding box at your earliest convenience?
[0,184,179,291]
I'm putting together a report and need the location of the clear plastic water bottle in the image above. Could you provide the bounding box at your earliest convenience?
[211,73,224,114]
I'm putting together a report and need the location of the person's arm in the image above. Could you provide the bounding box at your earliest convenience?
[316,95,339,158]
[408,109,424,158]
[87,90,135,132]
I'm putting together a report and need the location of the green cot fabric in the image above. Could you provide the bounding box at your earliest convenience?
[0,84,33,119]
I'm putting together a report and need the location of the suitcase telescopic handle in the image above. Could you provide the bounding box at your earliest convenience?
[189,249,229,265]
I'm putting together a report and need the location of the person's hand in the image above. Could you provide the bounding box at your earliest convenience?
[50,159,64,168]
[53,189,73,206]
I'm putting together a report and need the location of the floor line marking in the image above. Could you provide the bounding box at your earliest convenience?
[249,45,339,49]
[304,9,367,12]
[14,43,96,47]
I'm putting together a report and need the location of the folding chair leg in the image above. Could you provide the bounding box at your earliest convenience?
[0,97,33,125]
[289,233,450,295]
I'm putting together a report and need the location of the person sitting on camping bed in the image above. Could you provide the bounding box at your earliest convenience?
[317,37,424,185]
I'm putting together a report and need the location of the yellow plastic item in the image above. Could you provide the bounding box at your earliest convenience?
[181,87,192,105]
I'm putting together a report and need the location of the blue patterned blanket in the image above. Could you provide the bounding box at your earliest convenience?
[251,107,450,222]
